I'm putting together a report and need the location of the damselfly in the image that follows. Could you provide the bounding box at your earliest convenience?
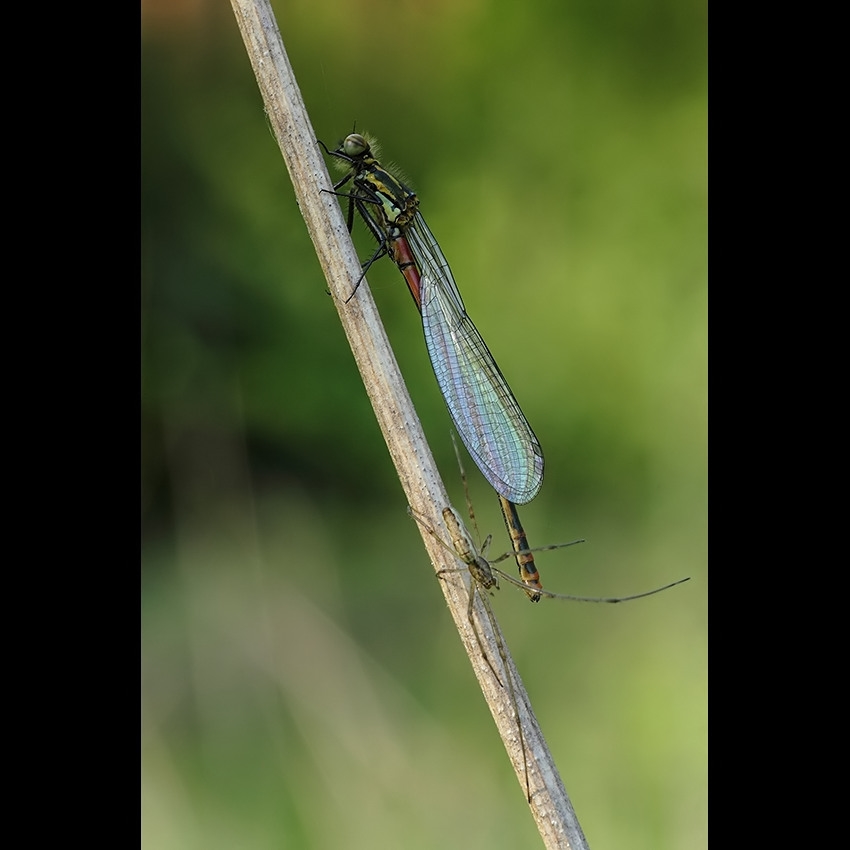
[320,132,544,506]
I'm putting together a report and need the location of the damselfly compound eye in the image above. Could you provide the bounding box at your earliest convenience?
[343,133,368,157]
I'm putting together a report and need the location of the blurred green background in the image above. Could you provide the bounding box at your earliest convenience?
[142,1,706,848]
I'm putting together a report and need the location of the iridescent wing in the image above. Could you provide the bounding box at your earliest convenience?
[405,213,544,504]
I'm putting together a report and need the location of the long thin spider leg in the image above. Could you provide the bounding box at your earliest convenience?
[487,538,585,567]
[410,505,533,801]
[450,431,481,545]
[468,574,531,802]
[465,581,504,687]
[491,568,691,603]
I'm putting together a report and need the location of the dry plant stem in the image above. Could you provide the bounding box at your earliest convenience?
[229,3,589,847]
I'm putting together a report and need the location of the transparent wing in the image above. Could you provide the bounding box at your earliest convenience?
[405,213,544,504]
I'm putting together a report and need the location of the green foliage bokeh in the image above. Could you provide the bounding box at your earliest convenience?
[142,2,706,848]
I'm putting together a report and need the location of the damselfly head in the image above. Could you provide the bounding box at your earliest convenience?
[342,133,370,158]
[340,132,383,163]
